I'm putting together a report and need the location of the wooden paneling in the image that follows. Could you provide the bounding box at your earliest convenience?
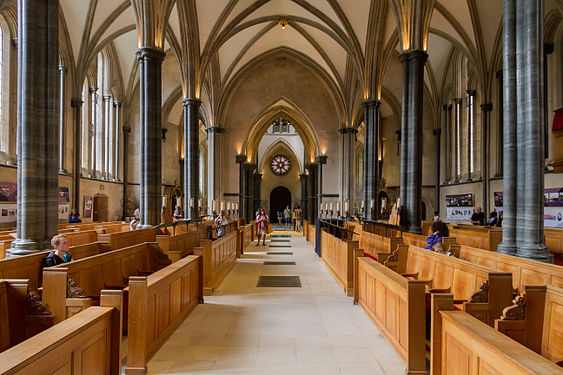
[126,255,202,374]
[97,228,157,250]
[193,231,237,295]
[448,225,502,251]
[321,230,359,296]
[65,230,99,247]
[357,228,402,259]
[156,230,201,262]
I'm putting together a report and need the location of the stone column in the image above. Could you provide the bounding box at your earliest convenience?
[363,100,379,219]
[122,125,131,219]
[518,0,551,262]
[246,164,256,221]
[498,0,517,255]
[103,95,111,180]
[307,164,317,222]
[399,54,410,222]
[453,98,462,183]
[433,128,441,211]
[10,0,59,255]
[466,90,476,181]
[339,127,357,215]
[90,86,98,178]
[236,154,247,219]
[58,65,66,173]
[300,173,308,219]
[481,103,492,215]
[183,98,201,220]
[315,155,327,219]
[136,48,165,227]
[71,99,83,209]
[113,101,121,181]
[495,70,503,178]
[405,50,428,233]
[206,126,224,213]
[253,172,262,215]
[443,104,452,183]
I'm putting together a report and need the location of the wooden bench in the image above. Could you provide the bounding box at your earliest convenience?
[126,255,202,374]
[401,232,456,251]
[358,228,402,260]
[98,228,157,249]
[495,284,563,365]
[156,230,201,262]
[237,224,253,256]
[321,230,360,296]
[448,225,502,251]
[193,231,237,295]
[65,230,99,246]
[430,293,562,374]
[42,242,170,324]
[363,222,401,238]
[386,244,514,326]
[95,223,126,235]
[0,291,122,375]
[451,244,563,290]
[545,227,563,264]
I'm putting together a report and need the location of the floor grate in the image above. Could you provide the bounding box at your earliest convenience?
[267,252,293,255]
[257,276,301,287]
[269,245,291,248]
[270,239,290,242]
[263,261,296,265]
[270,234,291,238]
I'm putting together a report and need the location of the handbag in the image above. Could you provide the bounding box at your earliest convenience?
[267,223,273,234]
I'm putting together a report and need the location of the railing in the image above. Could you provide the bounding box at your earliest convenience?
[358,218,403,237]
[319,220,359,240]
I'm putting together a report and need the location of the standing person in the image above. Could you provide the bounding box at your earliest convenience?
[470,206,485,225]
[294,205,302,232]
[43,234,72,267]
[284,206,291,228]
[256,208,269,245]
[133,206,141,221]
[277,211,282,225]
[69,208,82,223]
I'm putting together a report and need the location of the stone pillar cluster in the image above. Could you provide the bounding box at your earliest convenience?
[339,127,357,217]
[71,99,83,208]
[183,98,201,220]
[363,100,380,220]
[113,101,121,181]
[399,50,428,233]
[236,154,247,220]
[498,0,552,262]
[10,0,59,255]
[300,173,308,220]
[306,163,317,222]
[315,155,327,220]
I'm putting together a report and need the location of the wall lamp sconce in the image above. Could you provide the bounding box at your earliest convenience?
[162,128,168,141]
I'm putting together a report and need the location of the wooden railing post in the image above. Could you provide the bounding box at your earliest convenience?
[126,276,148,375]
[101,289,123,375]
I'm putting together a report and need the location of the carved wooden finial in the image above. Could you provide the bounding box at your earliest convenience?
[27,289,50,315]
[67,277,85,298]
[387,249,399,262]
[470,281,489,303]
[500,294,526,321]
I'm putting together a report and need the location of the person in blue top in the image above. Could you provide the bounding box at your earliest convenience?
[69,208,82,223]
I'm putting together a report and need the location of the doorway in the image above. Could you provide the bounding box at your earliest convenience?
[270,187,291,223]
[93,194,108,222]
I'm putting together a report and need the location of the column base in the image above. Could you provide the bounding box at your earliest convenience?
[497,242,518,256]
[517,243,554,263]
[113,178,121,182]
[58,168,67,174]
[408,225,422,234]
[7,239,47,257]
[138,224,153,229]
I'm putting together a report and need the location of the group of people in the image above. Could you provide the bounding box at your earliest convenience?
[275,206,303,231]
[470,206,503,227]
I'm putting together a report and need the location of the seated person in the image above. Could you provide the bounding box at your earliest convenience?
[215,211,230,238]
[129,219,140,230]
[424,220,449,249]
[44,234,72,267]
[487,211,498,226]
[173,205,183,220]
[68,208,82,223]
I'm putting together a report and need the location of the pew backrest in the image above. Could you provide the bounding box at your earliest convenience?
[156,230,201,262]
[65,230,99,246]
[99,228,156,249]
[448,225,502,251]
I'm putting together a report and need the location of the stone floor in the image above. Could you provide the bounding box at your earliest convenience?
[144,232,405,375]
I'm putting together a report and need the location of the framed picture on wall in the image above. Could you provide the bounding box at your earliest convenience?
[84,196,93,219]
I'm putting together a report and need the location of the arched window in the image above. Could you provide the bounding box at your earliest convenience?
[0,16,12,161]
[81,79,90,171]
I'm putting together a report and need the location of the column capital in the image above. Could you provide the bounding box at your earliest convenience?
[71,99,83,108]
[454,97,462,105]
[103,95,112,102]
[362,99,380,109]
[480,103,493,112]
[113,100,122,107]
[315,155,327,164]
[182,98,201,107]
[58,65,67,73]
[299,173,308,179]
[466,89,476,96]
[338,127,358,135]
[433,128,442,136]
[443,103,452,111]
[206,126,225,134]
[89,86,98,94]
[400,49,428,63]
[235,154,247,164]
[122,125,131,133]
[135,47,165,63]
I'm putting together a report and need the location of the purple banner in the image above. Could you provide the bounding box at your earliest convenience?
[84,196,93,219]
[59,187,70,203]
[0,183,17,202]
[445,193,474,207]
[495,188,563,207]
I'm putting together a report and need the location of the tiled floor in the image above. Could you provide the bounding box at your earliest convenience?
[145,233,405,375]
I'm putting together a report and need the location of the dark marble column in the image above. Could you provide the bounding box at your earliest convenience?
[253,172,262,215]
[315,155,327,219]
[300,173,308,219]
[363,100,380,220]
[90,86,98,178]
[399,54,410,223]
[183,98,201,220]
[405,50,428,233]
[339,127,358,215]
[481,103,492,216]
[307,164,317,222]
[122,126,131,219]
[58,65,66,173]
[236,154,247,219]
[10,0,59,255]
[498,0,517,255]
[443,104,452,183]
[453,98,462,183]
[517,0,551,262]
[495,70,504,178]
[103,95,111,180]
[245,164,256,221]
[71,99,83,210]
[433,128,441,211]
[206,126,224,212]
[113,101,121,181]
[136,47,165,227]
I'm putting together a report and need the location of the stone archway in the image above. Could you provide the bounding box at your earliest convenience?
[269,187,291,224]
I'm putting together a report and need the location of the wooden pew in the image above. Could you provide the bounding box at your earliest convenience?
[95,223,126,235]
[193,231,237,295]
[495,285,563,365]
[65,230,99,246]
[386,244,514,326]
[321,230,360,296]
[126,255,202,374]
[358,228,402,260]
[236,224,253,256]
[97,228,157,249]
[451,244,563,290]
[402,232,456,251]
[0,291,122,375]
[431,293,562,375]
[448,225,502,251]
[156,230,201,262]
[545,227,563,264]
[42,242,169,324]
[362,222,401,238]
